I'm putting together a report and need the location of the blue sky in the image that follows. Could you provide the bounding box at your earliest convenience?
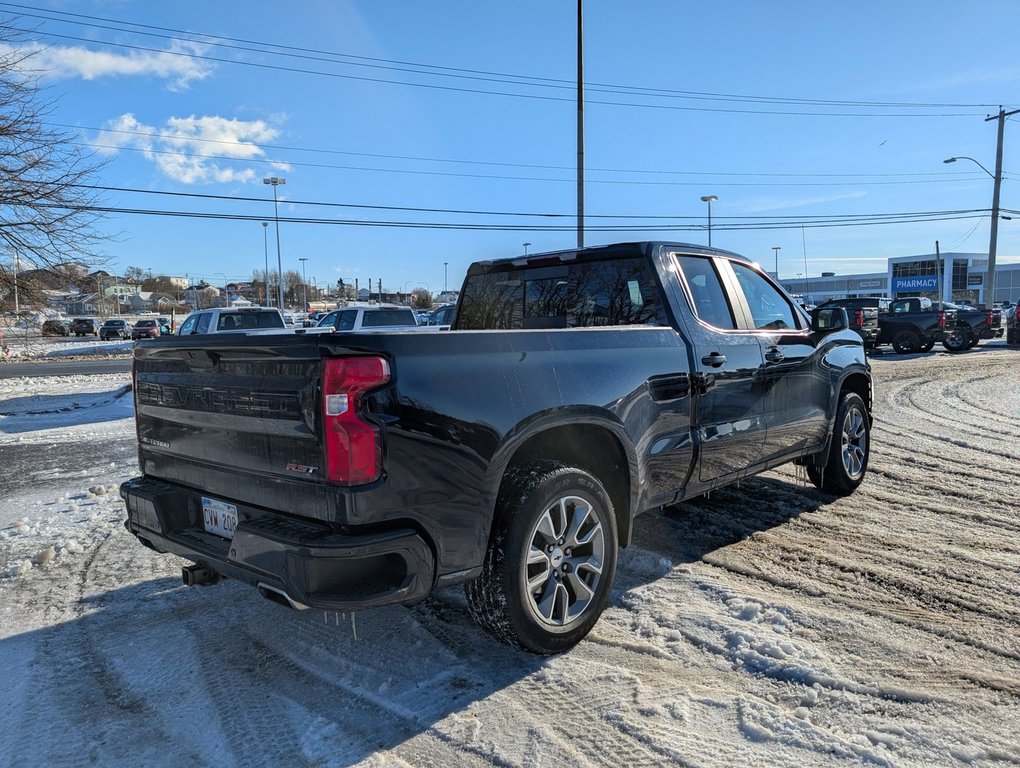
[5,0,1020,293]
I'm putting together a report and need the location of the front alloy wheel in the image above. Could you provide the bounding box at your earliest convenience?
[808,391,870,495]
[839,404,868,481]
[942,329,970,352]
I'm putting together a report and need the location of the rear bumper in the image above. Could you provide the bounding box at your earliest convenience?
[120,476,436,611]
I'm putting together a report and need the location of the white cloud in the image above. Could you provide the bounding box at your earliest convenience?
[96,113,291,184]
[2,39,213,91]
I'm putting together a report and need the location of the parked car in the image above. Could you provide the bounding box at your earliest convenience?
[312,305,428,333]
[428,303,457,327]
[69,318,98,337]
[99,318,132,341]
[122,241,871,654]
[132,319,161,339]
[302,311,328,327]
[176,307,286,335]
[41,319,70,336]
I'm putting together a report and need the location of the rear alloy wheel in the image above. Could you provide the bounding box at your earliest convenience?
[942,328,971,352]
[465,461,618,654]
[891,330,921,354]
[808,391,870,495]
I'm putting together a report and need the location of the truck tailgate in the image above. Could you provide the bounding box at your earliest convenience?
[133,335,342,521]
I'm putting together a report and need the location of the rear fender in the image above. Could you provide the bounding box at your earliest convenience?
[483,407,640,548]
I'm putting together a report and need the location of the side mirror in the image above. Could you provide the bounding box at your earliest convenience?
[811,307,848,333]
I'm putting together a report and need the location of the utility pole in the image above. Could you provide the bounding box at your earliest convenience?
[576,0,585,248]
[772,246,781,277]
[984,106,1018,308]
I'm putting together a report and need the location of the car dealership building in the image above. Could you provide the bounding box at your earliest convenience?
[777,252,1020,307]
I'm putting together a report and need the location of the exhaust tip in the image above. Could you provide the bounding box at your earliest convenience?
[257,582,308,611]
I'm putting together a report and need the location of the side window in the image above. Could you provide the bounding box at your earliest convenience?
[217,314,239,331]
[196,313,212,334]
[317,311,340,329]
[567,257,668,327]
[337,311,358,331]
[730,263,799,331]
[675,255,736,330]
[178,315,198,335]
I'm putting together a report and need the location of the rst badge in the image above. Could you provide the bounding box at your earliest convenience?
[286,463,318,475]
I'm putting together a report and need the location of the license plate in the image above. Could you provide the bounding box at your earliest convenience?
[201,497,238,539]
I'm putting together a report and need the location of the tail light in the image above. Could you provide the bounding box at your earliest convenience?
[321,356,390,485]
[985,310,993,326]
[853,308,864,329]
[937,310,946,330]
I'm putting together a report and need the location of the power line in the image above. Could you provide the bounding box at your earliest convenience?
[26,199,990,232]
[68,183,994,225]
[74,140,997,188]
[56,121,1000,180]
[0,1,1000,111]
[1,23,987,118]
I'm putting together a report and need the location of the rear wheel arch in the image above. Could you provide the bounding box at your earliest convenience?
[492,419,634,549]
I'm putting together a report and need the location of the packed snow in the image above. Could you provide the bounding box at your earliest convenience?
[1,344,1018,767]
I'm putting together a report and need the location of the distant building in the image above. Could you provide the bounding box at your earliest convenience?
[780,252,1020,307]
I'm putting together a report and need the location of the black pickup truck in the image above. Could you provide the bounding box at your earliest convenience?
[878,297,957,354]
[121,242,872,654]
[939,302,1002,351]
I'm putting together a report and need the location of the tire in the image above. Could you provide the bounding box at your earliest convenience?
[891,330,920,354]
[1007,328,1016,345]
[465,461,619,655]
[808,391,870,496]
[967,339,979,349]
[918,341,934,352]
[941,328,971,352]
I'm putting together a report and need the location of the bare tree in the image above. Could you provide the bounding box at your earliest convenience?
[0,26,108,311]
[123,266,147,284]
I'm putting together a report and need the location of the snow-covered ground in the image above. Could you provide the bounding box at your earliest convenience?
[1,347,1019,767]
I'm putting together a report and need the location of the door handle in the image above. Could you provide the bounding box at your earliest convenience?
[765,348,785,363]
[701,352,727,368]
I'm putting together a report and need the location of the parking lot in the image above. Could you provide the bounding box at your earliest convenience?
[0,344,1017,766]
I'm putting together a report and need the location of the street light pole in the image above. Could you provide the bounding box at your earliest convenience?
[772,246,781,277]
[263,177,286,310]
[444,261,448,293]
[700,195,718,247]
[523,242,531,255]
[299,257,308,310]
[261,221,269,305]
